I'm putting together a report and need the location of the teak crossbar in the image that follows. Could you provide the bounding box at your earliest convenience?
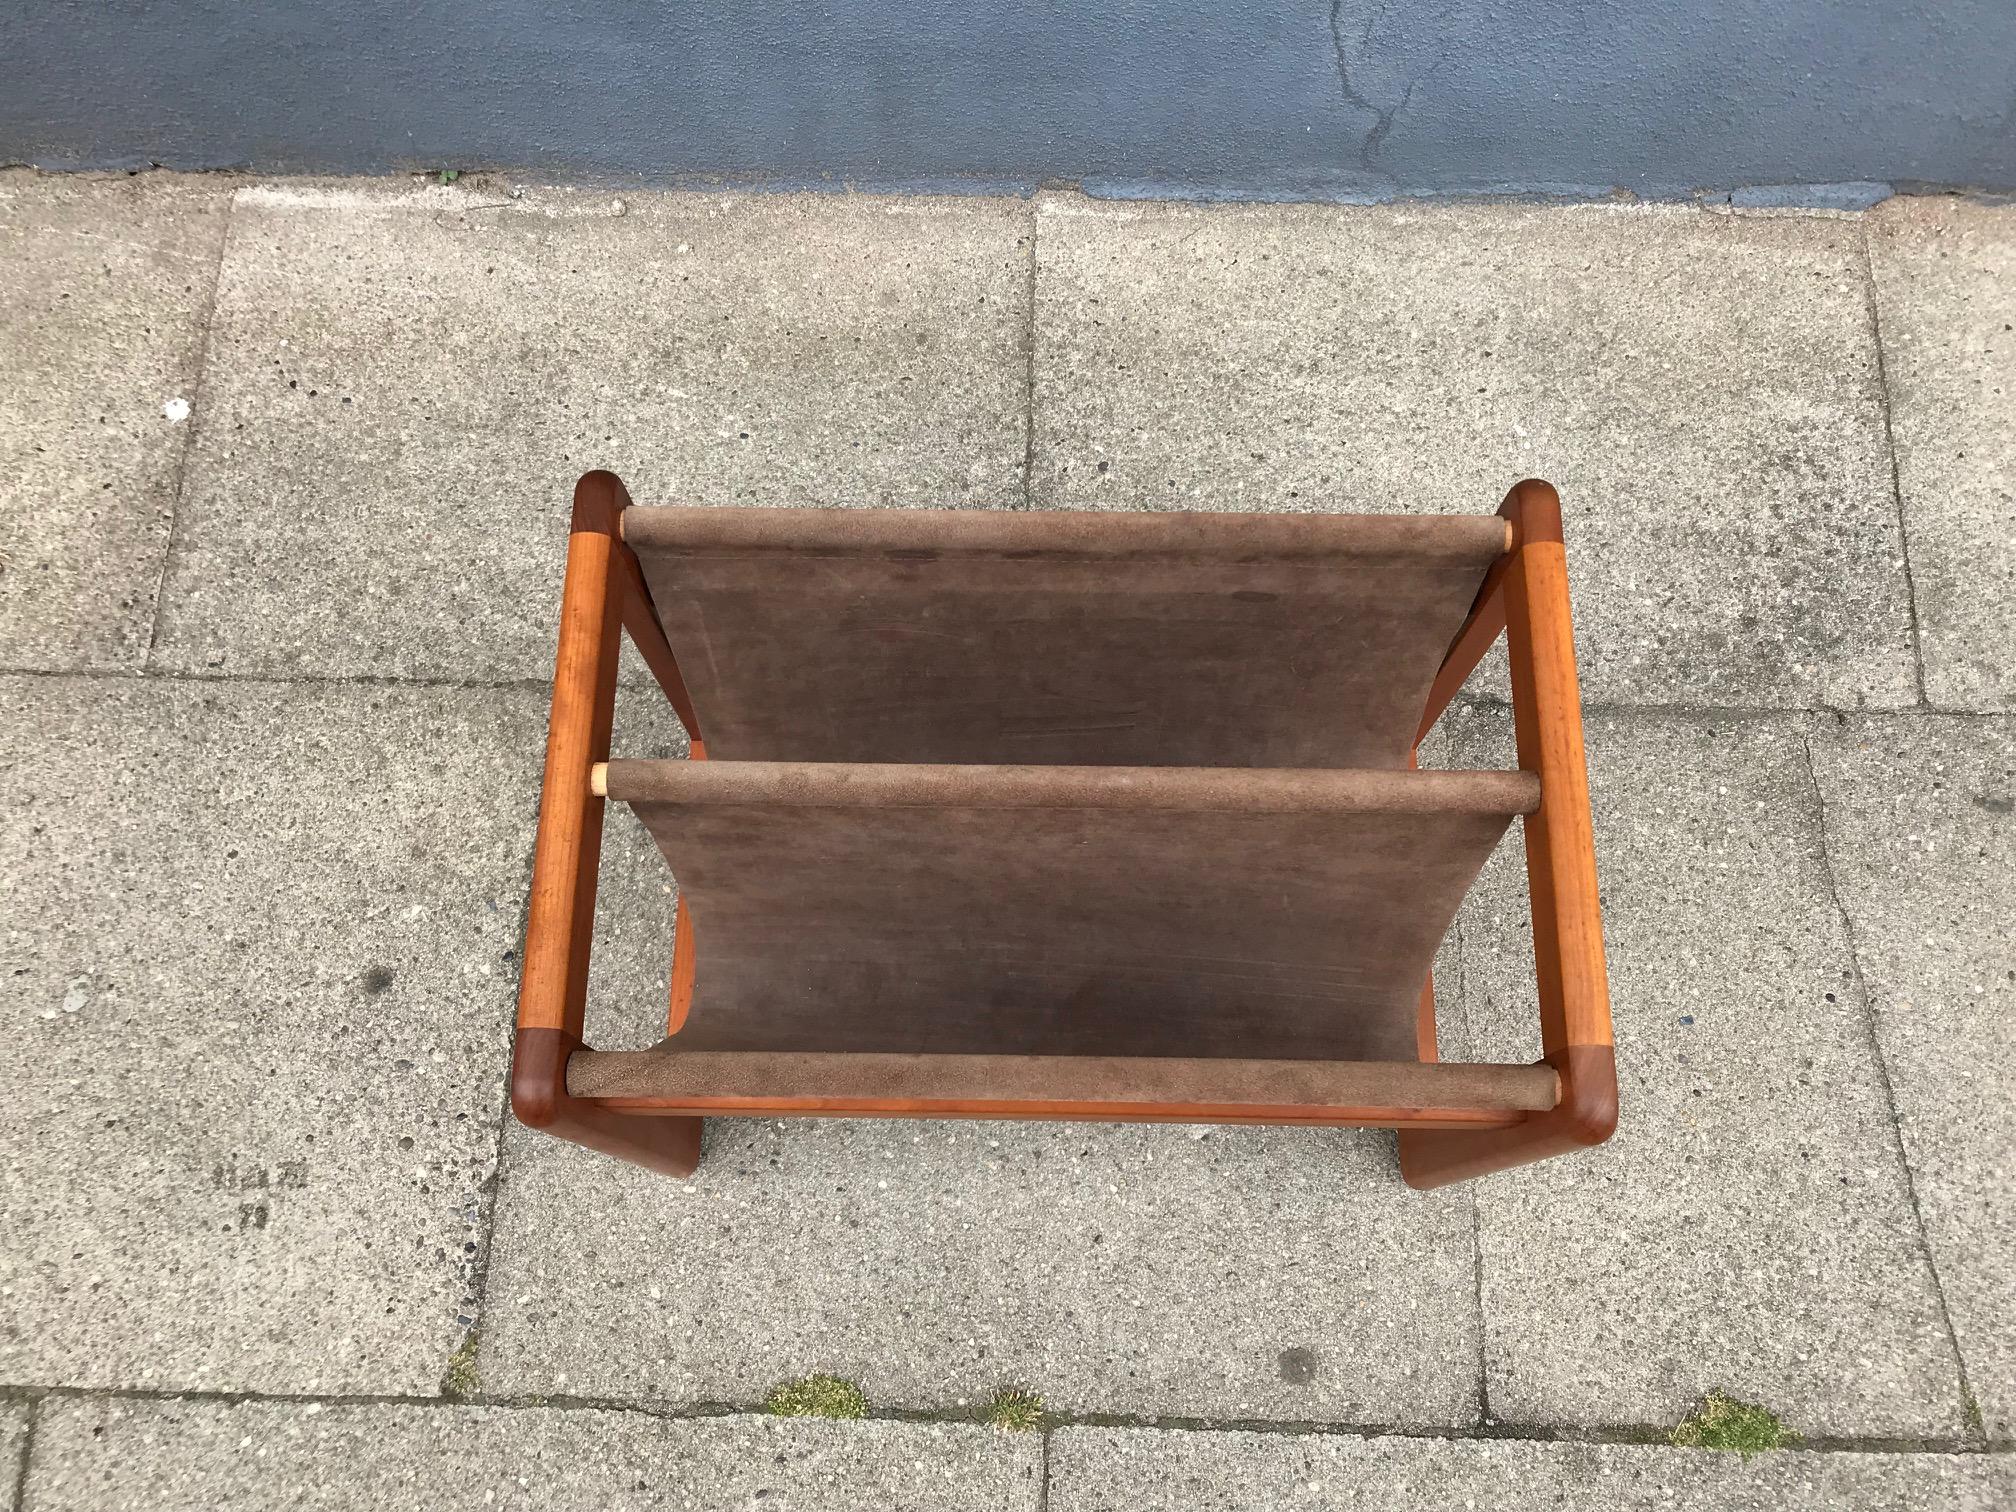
[511,471,1616,1188]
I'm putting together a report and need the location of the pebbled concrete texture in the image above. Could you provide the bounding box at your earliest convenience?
[150,181,1030,683]
[7,175,2015,1500]
[1033,195,1916,711]
[1809,715,2016,1440]
[1046,1427,2014,1510]
[1447,708,1963,1438]
[1,1402,22,1512]
[0,674,541,1395]
[479,1115,1480,1424]
[0,173,227,672]
[1869,198,2016,711]
[26,1397,1042,1512]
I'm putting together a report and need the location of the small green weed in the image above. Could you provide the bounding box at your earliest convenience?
[437,168,461,185]
[1670,1391,1796,1456]
[439,1334,481,1398]
[765,1374,868,1420]
[983,1386,1045,1432]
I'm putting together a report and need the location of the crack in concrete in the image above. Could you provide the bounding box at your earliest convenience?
[0,1380,2006,1457]
[1327,1,1392,178]
[1328,1,1443,181]
[0,662,559,693]
[1856,219,1932,709]
[446,869,542,1399]
[6,662,1986,724]
[6,1397,34,1512]
[1798,723,1988,1448]
[1361,78,1417,174]
[139,185,234,673]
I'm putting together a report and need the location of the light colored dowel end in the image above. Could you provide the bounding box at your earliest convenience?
[589,762,609,797]
[1502,518,1516,553]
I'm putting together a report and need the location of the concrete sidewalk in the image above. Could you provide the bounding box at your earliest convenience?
[1,170,2010,1507]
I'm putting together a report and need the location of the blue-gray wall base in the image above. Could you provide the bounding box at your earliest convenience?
[3,2,2011,202]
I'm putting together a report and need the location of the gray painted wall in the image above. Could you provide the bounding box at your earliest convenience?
[3,2,2012,201]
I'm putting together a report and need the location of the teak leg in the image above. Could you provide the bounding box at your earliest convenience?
[1403,480,1618,1189]
[1397,1045,1615,1186]
[512,470,705,1178]
[513,1028,702,1177]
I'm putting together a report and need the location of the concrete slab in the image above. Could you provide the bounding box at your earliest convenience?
[27,1398,1040,1512]
[1443,708,1963,1437]
[151,181,1031,682]
[0,173,228,671]
[1032,196,1915,710]
[481,1116,1480,1425]
[579,675,695,1052]
[1047,1426,2012,1510]
[0,674,543,1394]
[1809,714,2016,1439]
[1869,199,2016,710]
[1,1401,23,1512]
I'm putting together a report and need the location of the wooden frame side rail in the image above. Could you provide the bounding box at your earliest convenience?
[1398,478,1617,1187]
[510,470,706,1177]
[511,472,1615,1188]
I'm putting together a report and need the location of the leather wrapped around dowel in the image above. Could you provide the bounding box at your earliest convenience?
[601,760,1539,815]
[568,1049,1560,1115]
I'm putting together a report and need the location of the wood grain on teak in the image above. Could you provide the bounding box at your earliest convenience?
[1409,746,1442,1066]
[512,473,1617,1189]
[665,737,705,1034]
[513,480,622,1039]
[509,471,703,1177]
[1398,479,1617,1188]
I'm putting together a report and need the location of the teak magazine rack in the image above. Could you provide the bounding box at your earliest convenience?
[512,472,1615,1189]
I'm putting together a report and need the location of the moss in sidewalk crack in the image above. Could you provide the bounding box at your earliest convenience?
[984,1386,1045,1432]
[765,1374,868,1420]
[440,1333,482,1399]
[1669,1391,1796,1456]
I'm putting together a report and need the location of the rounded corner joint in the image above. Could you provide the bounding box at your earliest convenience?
[1550,1042,1618,1146]
[570,469,631,534]
[509,1026,579,1131]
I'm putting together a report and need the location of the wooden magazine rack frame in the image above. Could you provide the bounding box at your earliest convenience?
[511,472,1615,1188]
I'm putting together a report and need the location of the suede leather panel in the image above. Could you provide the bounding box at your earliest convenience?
[567,1049,1559,1112]
[624,505,1506,767]
[622,767,1521,1062]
